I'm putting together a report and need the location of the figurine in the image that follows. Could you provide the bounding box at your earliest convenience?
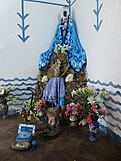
[46,109,60,127]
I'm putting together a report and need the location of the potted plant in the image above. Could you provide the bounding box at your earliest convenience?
[0,86,16,119]
[16,102,33,124]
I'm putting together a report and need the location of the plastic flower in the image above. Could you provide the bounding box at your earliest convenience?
[91,105,97,112]
[0,86,16,104]
[100,109,106,116]
[42,75,48,83]
[36,105,42,110]
[64,102,82,117]
[16,103,32,124]
[88,96,95,105]
[54,44,71,55]
[86,115,93,124]
[71,90,76,97]
[65,74,73,82]
[0,87,4,95]
[34,99,47,116]
[70,86,108,124]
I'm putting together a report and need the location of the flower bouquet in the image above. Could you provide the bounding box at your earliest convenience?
[16,102,32,124]
[33,99,47,117]
[71,86,108,142]
[62,102,82,126]
[54,44,71,55]
[0,86,16,119]
[71,86,107,125]
[0,86,16,103]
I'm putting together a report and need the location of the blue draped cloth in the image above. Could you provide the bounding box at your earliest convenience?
[39,16,87,73]
[43,77,65,107]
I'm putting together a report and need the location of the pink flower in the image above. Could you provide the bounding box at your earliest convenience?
[67,105,71,111]
[75,104,82,109]
[91,105,97,112]
[61,106,65,111]
[76,111,79,116]
[86,115,92,124]
[36,105,42,110]
[72,110,75,114]
[65,111,69,116]
[42,102,47,107]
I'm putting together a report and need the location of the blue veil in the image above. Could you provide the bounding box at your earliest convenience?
[39,16,87,73]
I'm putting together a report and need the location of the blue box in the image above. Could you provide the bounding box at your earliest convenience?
[16,124,35,142]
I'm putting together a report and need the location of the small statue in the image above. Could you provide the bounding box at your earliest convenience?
[46,109,60,127]
[61,6,68,43]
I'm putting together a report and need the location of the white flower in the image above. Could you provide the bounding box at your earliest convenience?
[27,116,31,120]
[71,90,76,97]
[42,75,48,83]
[78,88,82,92]
[81,87,85,93]
[65,73,73,82]
[54,44,71,54]
[70,102,76,106]
[0,87,4,95]
[38,111,43,116]
[88,86,96,93]
[87,96,95,105]
[78,119,87,126]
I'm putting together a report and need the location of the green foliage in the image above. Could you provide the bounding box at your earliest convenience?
[0,86,16,103]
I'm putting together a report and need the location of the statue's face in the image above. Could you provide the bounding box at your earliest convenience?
[63,11,67,17]
[48,117,56,127]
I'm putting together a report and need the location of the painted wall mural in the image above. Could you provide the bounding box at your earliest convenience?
[17,0,104,43]
[0,76,121,142]
[0,77,37,110]
[17,0,76,43]
[93,0,103,32]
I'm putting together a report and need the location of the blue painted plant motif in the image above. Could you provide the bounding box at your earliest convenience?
[93,0,103,32]
[17,0,30,42]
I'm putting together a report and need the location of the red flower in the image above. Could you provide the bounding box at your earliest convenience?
[36,105,42,110]
[72,110,75,114]
[91,105,97,112]
[42,101,47,107]
[24,113,29,117]
[67,105,71,111]
[100,109,106,116]
[75,103,82,109]
[75,111,79,116]
[61,106,65,111]
[65,111,69,116]
[86,115,92,124]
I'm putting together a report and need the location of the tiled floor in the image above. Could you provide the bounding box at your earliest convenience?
[0,114,121,161]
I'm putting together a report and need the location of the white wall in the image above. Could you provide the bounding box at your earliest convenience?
[0,0,65,78]
[73,0,121,140]
[73,0,121,85]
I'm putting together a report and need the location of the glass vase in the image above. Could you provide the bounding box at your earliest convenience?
[88,120,99,142]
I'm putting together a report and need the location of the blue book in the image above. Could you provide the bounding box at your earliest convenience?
[16,124,35,142]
